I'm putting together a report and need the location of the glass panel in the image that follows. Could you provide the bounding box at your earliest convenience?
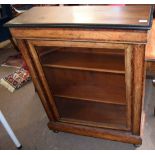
[35,46,127,129]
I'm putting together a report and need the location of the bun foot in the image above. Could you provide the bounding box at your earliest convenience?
[133,144,141,148]
[53,130,59,133]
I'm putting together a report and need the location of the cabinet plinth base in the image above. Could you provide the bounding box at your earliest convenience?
[48,121,142,145]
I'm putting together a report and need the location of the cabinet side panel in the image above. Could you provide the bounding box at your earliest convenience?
[132,44,146,135]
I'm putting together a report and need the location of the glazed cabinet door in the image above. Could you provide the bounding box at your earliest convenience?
[26,40,133,131]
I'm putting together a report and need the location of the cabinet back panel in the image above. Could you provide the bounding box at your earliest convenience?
[37,47,125,73]
[44,67,126,105]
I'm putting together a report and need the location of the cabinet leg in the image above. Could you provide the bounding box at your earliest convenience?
[154,107,155,117]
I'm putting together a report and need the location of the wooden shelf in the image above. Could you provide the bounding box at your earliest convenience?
[43,64,125,74]
[54,94,126,105]
[40,47,125,74]
[53,84,126,105]
[60,117,128,131]
[55,96,127,130]
[44,68,126,105]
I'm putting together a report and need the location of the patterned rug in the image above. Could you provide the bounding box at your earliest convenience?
[0,68,31,92]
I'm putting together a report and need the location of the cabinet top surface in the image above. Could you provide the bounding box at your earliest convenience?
[6,5,153,30]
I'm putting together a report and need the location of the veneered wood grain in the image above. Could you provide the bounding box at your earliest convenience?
[27,41,60,120]
[16,39,55,121]
[48,121,142,145]
[6,6,152,29]
[29,39,128,49]
[132,44,145,135]
[8,6,150,143]
[10,28,148,43]
[14,37,147,144]
[145,19,155,61]
[145,19,155,77]
[125,45,133,129]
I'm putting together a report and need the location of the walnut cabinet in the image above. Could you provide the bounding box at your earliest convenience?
[6,5,153,145]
